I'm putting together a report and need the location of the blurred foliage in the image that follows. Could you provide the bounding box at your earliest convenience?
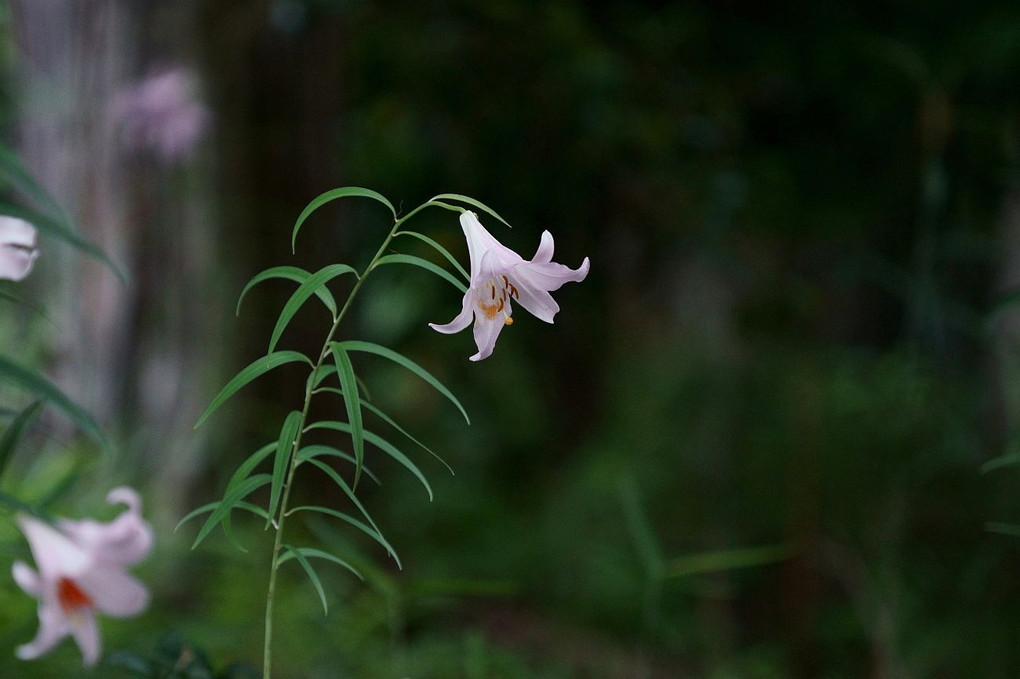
[5,0,1020,677]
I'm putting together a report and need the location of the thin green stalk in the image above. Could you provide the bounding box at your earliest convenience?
[262,202,439,679]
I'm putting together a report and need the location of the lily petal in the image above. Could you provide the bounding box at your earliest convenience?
[68,611,101,666]
[0,216,39,282]
[12,561,41,596]
[470,312,506,362]
[429,294,474,334]
[16,515,92,580]
[59,488,153,566]
[76,568,149,618]
[16,601,71,662]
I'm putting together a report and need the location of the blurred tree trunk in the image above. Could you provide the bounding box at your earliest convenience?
[8,1,223,517]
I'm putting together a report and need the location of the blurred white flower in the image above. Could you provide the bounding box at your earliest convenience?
[12,487,153,666]
[112,68,210,163]
[0,216,39,281]
[430,211,590,361]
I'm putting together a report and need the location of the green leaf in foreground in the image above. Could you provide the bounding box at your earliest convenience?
[292,187,396,252]
[268,264,358,354]
[395,230,470,281]
[236,265,339,317]
[190,474,272,548]
[308,421,433,500]
[374,253,467,293]
[267,411,303,527]
[0,355,104,445]
[429,193,511,227]
[329,342,364,488]
[194,351,312,429]
[337,340,469,424]
[0,400,43,480]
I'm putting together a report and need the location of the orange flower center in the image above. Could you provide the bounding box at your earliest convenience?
[57,577,93,613]
[477,275,518,325]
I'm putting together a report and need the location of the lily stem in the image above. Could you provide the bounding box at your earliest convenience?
[262,203,431,679]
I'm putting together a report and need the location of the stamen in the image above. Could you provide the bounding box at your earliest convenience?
[497,298,504,312]
[490,285,496,300]
[502,275,509,288]
[504,317,514,326]
[57,577,93,613]
[510,284,519,299]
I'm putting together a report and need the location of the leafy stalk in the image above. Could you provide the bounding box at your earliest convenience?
[262,198,441,679]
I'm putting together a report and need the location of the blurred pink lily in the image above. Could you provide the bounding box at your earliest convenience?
[12,487,152,666]
[0,216,39,281]
[430,211,590,361]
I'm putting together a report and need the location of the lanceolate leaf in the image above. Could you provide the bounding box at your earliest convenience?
[289,504,400,568]
[337,340,469,424]
[267,411,303,527]
[292,187,397,252]
[296,445,382,485]
[0,401,43,480]
[225,442,276,494]
[0,143,66,217]
[429,193,511,228]
[374,253,467,293]
[360,399,453,475]
[329,342,364,488]
[0,355,104,445]
[191,474,272,548]
[268,264,358,354]
[194,351,312,429]
[662,544,793,580]
[236,265,339,317]
[304,457,389,552]
[308,421,433,500]
[175,500,269,532]
[282,545,330,614]
[394,230,470,281]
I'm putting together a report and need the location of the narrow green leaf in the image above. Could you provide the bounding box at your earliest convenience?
[429,193,511,227]
[0,200,126,282]
[308,364,338,392]
[268,264,358,354]
[0,401,43,479]
[662,544,793,580]
[280,545,364,583]
[395,230,470,281]
[297,444,381,485]
[175,500,269,533]
[329,342,364,488]
[0,489,41,515]
[224,442,276,494]
[618,477,664,578]
[0,285,50,320]
[360,399,454,475]
[307,421,433,500]
[292,187,396,252]
[314,391,450,471]
[0,355,104,445]
[986,522,1020,539]
[289,504,401,568]
[267,411,303,527]
[0,143,67,218]
[374,253,467,293]
[282,545,330,614]
[194,351,312,429]
[236,265,338,317]
[337,340,469,424]
[980,451,1020,474]
[191,474,272,548]
[303,457,394,558]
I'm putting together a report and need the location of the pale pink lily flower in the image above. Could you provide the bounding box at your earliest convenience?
[0,216,39,281]
[430,211,590,361]
[12,487,152,666]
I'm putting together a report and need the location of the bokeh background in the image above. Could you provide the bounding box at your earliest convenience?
[3,1,1020,677]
